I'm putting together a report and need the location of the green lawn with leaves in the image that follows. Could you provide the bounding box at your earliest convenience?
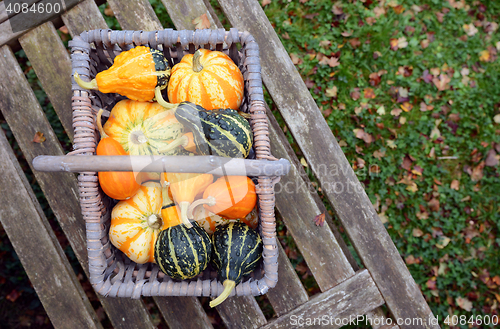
[263,0,500,325]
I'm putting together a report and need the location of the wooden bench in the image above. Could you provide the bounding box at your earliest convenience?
[0,1,440,328]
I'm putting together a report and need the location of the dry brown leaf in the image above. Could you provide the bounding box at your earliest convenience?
[450,179,460,190]
[350,88,361,100]
[428,198,440,212]
[6,289,21,302]
[373,149,386,160]
[471,161,485,181]
[463,24,478,36]
[432,74,451,91]
[456,297,473,311]
[412,228,424,237]
[290,53,303,65]
[33,131,46,143]
[390,38,399,51]
[192,13,211,29]
[325,86,338,98]
[314,213,325,227]
[353,128,373,144]
[349,38,361,49]
[400,102,413,112]
[485,149,499,167]
[104,4,114,17]
[364,88,376,99]
[405,255,420,265]
[261,0,272,5]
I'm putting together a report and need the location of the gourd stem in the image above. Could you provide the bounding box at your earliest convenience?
[209,280,236,308]
[192,50,204,72]
[96,109,108,139]
[157,135,188,154]
[178,201,193,228]
[146,214,162,230]
[74,71,98,90]
[155,87,177,112]
[187,196,217,219]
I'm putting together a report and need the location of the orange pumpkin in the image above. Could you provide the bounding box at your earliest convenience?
[188,176,257,219]
[96,109,141,200]
[167,49,244,111]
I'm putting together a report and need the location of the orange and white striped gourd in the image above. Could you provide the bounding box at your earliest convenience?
[109,182,167,264]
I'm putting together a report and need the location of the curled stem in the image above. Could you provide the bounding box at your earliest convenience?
[96,109,108,139]
[187,196,216,220]
[74,71,98,90]
[155,87,177,110]
[192,50,204,72]
[209,280,236,308]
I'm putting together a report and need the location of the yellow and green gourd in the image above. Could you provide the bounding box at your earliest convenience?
[209,222,263,307]
[154,222,212,280]
[158,101,253,158]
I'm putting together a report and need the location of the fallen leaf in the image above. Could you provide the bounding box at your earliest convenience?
[450,179,460,190]
[392,5,405,14]
[386,140,397,149]
[59,26,69,34]
[432,74,451,91]
[398,37,408,49]
[373,149,386,160]
[290,53,303,65]
[428,198,440,212]
[485,149,499,167]
[400,102,413,112]
[364,88,376,99]
[426,277,437,290]
[33,131,46,143]
[416,211,429,220]
[456,297,473,311]
[327,56,340,67]
[390,38,399,51]
[405,255,420,265]
[436,236,451,249]
[192,13,211,29]
[470,161,485,181]
[374,6,386,18]
[313,213,325,227]
[325,86,338,98]
[463,24,478,36]
[300,157,308,167]
[430,119,442,139]
[479,50,491,62]
[332,2,343,15]
[494,114,500,124]
[6,289,21,302]
[413,228,424,237]
[350,88,361,100]
[353,128,373,144]
[349,38,361,49]
[261,0,271,6]
[319,40,331,48]
[376,105,385,115]
[341,30,353,37]
[369,72,382,86]
[421,39,430,49]
[104,4,114,17]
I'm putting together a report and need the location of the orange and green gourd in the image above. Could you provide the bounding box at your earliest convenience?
[109,181,168,264]
[102,99,185,156]
[73,46,171,104]
[166,49,244,111]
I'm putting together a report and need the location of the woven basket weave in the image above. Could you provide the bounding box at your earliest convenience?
[68,28,279,299]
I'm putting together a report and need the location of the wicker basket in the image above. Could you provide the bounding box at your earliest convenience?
[68,28,279,299]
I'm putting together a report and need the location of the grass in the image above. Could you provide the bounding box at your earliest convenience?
[0,0,499,328]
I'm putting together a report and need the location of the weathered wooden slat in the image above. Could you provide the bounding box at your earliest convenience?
[0,42,157,329]
[216,1,439,327]
[18,22,74,141]
[259,269,385,329]
[216,296,267,329]
[0,107,102,329]
[107,0,162,31]
[61,0,108,36]
[161,0,221,31]
[0,0,84,47]
[155,297,214,329]
[266,240,309,316]
[0,2,7,24]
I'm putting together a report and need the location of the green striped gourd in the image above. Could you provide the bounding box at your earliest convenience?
[210,222,263,307]
[158,101,253,158]
[154,222,211,280]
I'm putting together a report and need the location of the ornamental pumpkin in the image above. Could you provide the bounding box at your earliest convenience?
[160,179,182,229]
[154,221,212,280]
[95,109,141,200]
[188,176,257,220]
[163,172,214,228]
[210,222,263,307]
[74,46,171,104]
[103,99,184,155]
[109,181,167,264]
[159,101,253,158]
[166,49,244,111]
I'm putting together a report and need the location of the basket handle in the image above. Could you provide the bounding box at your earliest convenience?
[32,155,290,177]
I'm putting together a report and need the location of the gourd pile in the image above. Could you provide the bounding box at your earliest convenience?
[75,46,263,307]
